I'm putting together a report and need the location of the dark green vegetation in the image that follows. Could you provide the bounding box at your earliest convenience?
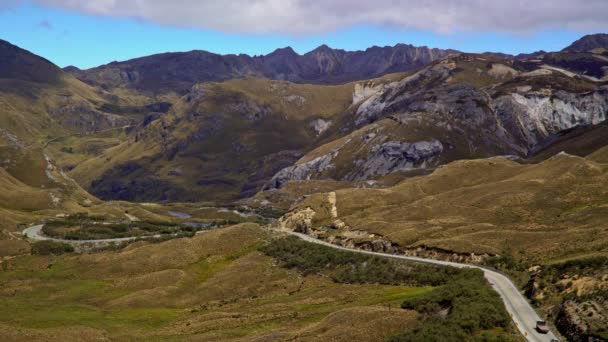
[263,237,515,341]
[42,213,212,240]
[542,52,608,78]
[393,272,513,341]
[30,240,74,255]
[263,236,463,286]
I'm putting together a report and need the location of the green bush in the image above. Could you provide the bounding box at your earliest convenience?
[43,214,211,240]
[60,146,74,153]
[394,269,512,341]
[262,237,463,287]
[263,237,514,341]
[31,240,74,255]
[256,207,285,219]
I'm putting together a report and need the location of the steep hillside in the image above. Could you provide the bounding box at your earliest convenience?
[3,38,607,205]
[0,40,176,238]
[68,44,457,93]
[67,77,365,202]
[563,33,608,52]
[528,120,608,161]
[66,51,608,202]
[0,39,61,84]
[279,152,608,341]
[266,53,607,189]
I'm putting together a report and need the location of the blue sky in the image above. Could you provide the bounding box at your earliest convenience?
[0,1,605,69]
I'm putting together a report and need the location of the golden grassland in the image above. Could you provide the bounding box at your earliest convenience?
[292,153,608,265]
[0,224,433,341]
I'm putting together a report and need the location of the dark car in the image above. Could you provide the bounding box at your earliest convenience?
[536,320,550,334]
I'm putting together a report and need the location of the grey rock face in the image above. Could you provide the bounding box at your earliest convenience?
[354,58,608,156]
[354,61,457,125]
[284,94,306,106]
[309,118,332,135]
[267,152,336,189]
[184,83,206,103]
[494,89,608,150]
[346,140,443,180]
[49,97,130,132]
[228,99,271,122]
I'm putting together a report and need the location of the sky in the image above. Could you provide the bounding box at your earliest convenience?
[0,0,607,69]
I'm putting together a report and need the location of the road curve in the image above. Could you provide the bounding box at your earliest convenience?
[22,224,208,244]
[276,229,559,342]
[23,223,558,341]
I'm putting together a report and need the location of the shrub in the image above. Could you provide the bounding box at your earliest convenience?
[31,240,74,255]
[396,269,511,341]
[262,237,463,287]
[263,237,513,341]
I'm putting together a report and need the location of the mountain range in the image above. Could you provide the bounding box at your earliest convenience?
[1,33,608,341]
[65,43,457,93]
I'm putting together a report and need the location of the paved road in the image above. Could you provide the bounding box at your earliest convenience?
[22,224,208,244]
[276,229,559,342]
[23,223,558,341]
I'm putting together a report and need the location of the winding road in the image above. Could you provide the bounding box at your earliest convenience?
[22,223,558,341]
[22,224,208,244]
[275,229,559,342]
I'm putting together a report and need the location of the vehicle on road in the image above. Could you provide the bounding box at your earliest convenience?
[536,320,550,334]
[276,228,559,341]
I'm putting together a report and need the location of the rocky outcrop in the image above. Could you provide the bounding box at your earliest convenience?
[267,152,337,189]
[553,297,608,342]
[309,118,332,135]
[228,99,272,123]
[279,207,316,234]
[352,82,387,105]
[184,83,207,103]
[264,55,608,188]
[346,140,443,180]
[524,273,540,299]
[284,94,306,106]
[494,89,608,150]
[354,60,457,125]
[49,97,130,133]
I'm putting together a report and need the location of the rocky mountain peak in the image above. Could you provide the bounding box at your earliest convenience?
[309,44,334,54]
[268,46,298,57]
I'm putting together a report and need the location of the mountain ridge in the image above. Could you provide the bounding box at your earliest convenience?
[1,33,608,341]
[66,43,459,93]
[0,38,62,84]
[563,33,608,52]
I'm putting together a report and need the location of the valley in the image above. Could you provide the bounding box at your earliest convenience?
[1,33,608,341]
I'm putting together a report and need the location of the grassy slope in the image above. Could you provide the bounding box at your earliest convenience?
[0,224,443,341]
[67,77,360,202]
[293,153,608,264]
[281,151,608,340]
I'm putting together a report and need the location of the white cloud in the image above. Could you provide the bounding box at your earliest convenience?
[8,0,608,34]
